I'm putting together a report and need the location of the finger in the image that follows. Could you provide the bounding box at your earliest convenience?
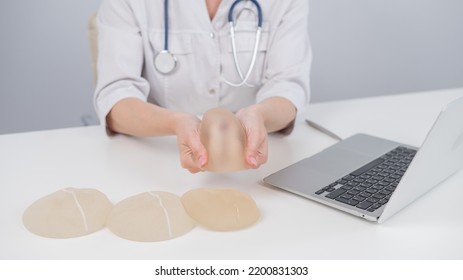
[179,148,203,173]
[248,142,268,168]
[244,128,267,168]
[179,138,207,172]
[188,132,208,167]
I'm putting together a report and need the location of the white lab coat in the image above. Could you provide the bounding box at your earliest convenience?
[94,0,312,125]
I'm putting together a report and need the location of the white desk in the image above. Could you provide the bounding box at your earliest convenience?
[1,88,463,260]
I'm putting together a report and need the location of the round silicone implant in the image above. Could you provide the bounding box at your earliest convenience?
[181,187,260,231]
[107,191,195,242]
[23,188,113,238]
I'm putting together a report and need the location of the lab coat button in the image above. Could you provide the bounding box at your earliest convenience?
[209,88,216,95]
[210,32,215,39]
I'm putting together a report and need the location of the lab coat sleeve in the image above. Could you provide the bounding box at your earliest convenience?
[93,0,150,127]
[257,0,312,114]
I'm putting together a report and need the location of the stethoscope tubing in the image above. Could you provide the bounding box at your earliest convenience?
[228,0,262,28]
[164,0,169,51]
[155,0,263,88]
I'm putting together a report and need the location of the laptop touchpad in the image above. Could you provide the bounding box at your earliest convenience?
[265,146,375,194]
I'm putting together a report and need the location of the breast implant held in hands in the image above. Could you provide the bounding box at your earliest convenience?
[200,108,248,173]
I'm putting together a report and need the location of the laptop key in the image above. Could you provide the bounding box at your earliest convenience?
[367,197,380,203]
[370,203,382,209]
[379,199,389,205]
[341,194,354,200]
[325,188,346,199]
[379,190,391,195]
[343,175,356,181]
[357,201,373,210]
[335,197,359,206]
[365,188,378,194]
[384,177,396,183]
[315,189,325,195]
[317,183,337,194]
[359,192,371,198]
[373,193,386,199]
[372,203,384,209]
[360,182,372,188]
[366,179,378,184]
[352,196,365,202]
[346,181,359,187]
[347,190,360,195]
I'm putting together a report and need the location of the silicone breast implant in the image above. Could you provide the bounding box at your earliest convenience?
[22,188,113,239]
[106,191,195,242]
[200,108,247,172]
[181,188,260,231]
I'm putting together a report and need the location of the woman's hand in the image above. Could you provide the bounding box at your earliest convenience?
[173,113,208,173]
[235,97,297,169]
[235,106,269,169]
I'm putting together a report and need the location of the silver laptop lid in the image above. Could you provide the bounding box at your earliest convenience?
[378,96,463,223]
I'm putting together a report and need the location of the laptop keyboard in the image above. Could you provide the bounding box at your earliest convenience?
[315,146,417,213]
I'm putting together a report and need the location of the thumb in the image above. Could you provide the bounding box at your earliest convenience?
[244,128,261,168]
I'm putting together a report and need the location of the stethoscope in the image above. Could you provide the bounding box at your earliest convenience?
[154,0,263,88]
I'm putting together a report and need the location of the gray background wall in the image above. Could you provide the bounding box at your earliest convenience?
[0,0,101,134]
[1,0,462,134]
[309,0,463,101]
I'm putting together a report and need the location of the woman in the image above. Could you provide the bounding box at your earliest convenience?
[94,0,311,173]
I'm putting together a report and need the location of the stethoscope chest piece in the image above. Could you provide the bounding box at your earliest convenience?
[154,50,177,74]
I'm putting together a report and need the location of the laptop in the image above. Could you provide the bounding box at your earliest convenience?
[263,96,463,223]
